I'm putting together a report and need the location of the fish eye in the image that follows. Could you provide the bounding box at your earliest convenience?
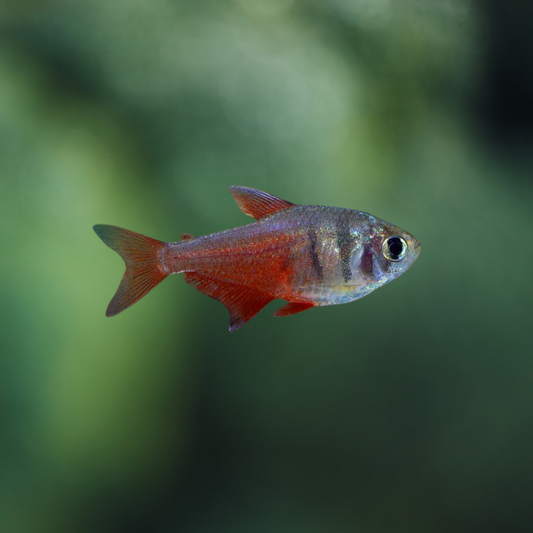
[383,236,407,262]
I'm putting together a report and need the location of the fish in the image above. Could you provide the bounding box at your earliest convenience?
[94,186,420,331]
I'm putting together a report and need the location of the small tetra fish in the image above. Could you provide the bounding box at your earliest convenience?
[94,186,420,331]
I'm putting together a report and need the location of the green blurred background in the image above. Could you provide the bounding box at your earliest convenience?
[1,1,533,532]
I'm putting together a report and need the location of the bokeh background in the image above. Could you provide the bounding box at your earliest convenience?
[1,1,533,532]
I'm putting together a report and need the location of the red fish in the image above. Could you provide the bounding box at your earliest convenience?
[94,186,420,331]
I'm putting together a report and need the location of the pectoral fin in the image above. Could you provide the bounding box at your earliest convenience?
[184,272,273,332]
[274,301,314,317]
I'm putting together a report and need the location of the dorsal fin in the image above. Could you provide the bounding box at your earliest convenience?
[183,272,273,332]
[180,233,194,241]
[229,186,295,220]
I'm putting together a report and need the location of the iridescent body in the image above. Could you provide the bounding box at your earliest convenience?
[94,186,420,331]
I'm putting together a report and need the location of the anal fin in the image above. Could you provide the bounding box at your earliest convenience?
[184,272,273,332]
[274,301,314,317]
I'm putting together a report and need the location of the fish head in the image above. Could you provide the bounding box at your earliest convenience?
[353,215,421,290]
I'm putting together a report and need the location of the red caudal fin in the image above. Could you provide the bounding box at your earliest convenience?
[184,272,273,332]
[93,225,168,317]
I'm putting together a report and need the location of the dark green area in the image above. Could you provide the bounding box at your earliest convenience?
[1,1,533,532]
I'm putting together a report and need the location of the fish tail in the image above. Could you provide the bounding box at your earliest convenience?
[93,224,169,317]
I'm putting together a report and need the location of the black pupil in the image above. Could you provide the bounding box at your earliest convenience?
[388,237,404,259]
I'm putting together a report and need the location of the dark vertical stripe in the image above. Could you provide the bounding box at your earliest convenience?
[336,216,356,283]
[307,228,324,282]
[360,246,374,278]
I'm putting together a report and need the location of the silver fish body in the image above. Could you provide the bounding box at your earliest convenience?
[163,202,420,306]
